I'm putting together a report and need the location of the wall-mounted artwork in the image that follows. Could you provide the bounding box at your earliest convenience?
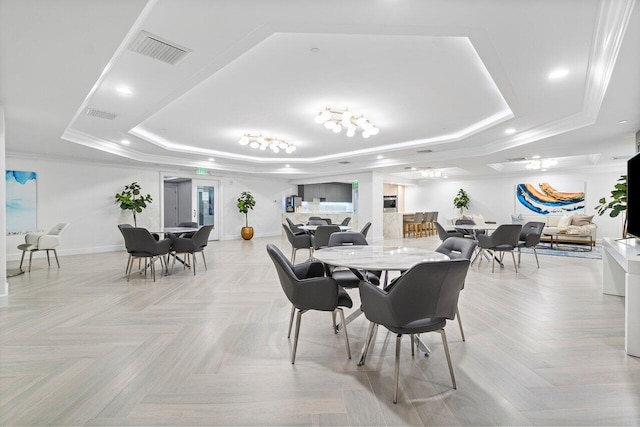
[6,170,37,233]
[515,181,585,215]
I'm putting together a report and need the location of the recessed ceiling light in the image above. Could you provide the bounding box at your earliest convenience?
[541,169,548,172]
[116,86,133,95]
[285,164,290,168]
[531,155,541,159]
[411,167,417,171]
[208,157,215,162]
[548,68,569,80]
[377,155,384,159]
[619,120,628,124]
[505,128,516,135]
[121,139,130,145]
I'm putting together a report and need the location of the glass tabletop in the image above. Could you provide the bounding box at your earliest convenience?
[313,245,449,271]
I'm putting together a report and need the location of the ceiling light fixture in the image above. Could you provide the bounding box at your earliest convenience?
[208,157,215,162]
[116,86,133,95]
[505,128,516,135]
[619,120,628,124]
[120,139,130,145]
[420,168,443,178]
[377,155,384,159]
[548,68,569,80]
[525,158,557,170]
[238,133,296,154]
[314,107,379,138]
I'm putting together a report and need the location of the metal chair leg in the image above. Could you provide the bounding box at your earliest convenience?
[491,252,495,273]
[411,334,415,356]
[28,251,33,272]
[291,309,306,364]
[360,321,376,366]
[511,251,518,273]
[46,250,51,266]
[518,248,521,266]
[291,248,296,264]
[439,329,456,389]
[201,252,207,270]
[192,253,197,276]
[456,306,465,342]
[19,250,26,271]
[337,308,351,359]
[332,310,337,334]
[171,253,177,274]
[394,334,402,404]
[533,248,539,268]
[287,305,295,338]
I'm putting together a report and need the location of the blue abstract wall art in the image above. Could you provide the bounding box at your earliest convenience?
[6,170,37,233]
[515,182,585,215]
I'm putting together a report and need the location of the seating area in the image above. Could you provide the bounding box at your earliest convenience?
[402,211,438,238]
[513,213,597,247]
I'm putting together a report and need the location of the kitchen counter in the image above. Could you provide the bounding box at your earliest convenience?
[282,213,357,230]
[383,212,404,239]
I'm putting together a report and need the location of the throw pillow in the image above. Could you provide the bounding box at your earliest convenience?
[472,214,487,226]
[571,214,594,226]
[557,214,572,228]
[511,213,525,225]
[461,214,473,220]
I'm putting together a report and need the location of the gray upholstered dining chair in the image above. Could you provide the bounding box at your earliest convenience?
[171,225,213,275]
[517,221,545,267]
[307,219,329,226]
[282,223,313,264]
[311,225,341,250]
[267,243,352,364]
[360,222,372,238]
[359,259,470,403]
[476,224,522,273]
[435,237,477,341]
[435,221,463,241]
[340,217,351,226]
[285,217,306,236]
[120,227,172,282]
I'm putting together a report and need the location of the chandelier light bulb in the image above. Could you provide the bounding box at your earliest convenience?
[333,124,342,133]
[319,109,332,122]
[368,126,379,135]
[240,133,296,154]
[362,130,370,138]
[239,136,249,145]
[316,108,378,138]
[355,116,367,127]
[278,141,288,149]
[341,110,352,123]
[249,141,260,149]
[346,129,355,137]
[257,135,264,144]
[259,144,267,151]
[324,120,336,129]
[272,147,280,153]
[435,169,442,177]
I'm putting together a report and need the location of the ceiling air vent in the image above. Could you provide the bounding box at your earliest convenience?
[416,149,433,153]
[338,161,351,164]
[507,157,528,162]
[85,108,117,120]
[128,30,191,65]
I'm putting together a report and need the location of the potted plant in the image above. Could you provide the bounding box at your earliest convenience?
[114,182,152,227]
[237,191,256,240]
[453,188,470,216]
[596,175,627,237]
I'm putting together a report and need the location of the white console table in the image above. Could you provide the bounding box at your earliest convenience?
[602,237,640,357]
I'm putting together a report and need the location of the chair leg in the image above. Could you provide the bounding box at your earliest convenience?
[456,306,466,342]
[533,248,539,268]
[291,309,306,364]
[46,250,51,266]
[411,334,415,356]
[511,251,518,273]
[126,256,134,281]
[337,308,351,359]
[439,329,456,389]
[360,321,376,365]
[394,334,402,404]
[171,253,177,274]
[201,252,207,271]
[151,257,156,282]
[291,248,296,264]
[518,248,521,266]
[192,253,197,276]
[491,252,495,273]
[332,310,337,334]
[28,251,33,272]
[287,305,295,338]
[19,250,26,271]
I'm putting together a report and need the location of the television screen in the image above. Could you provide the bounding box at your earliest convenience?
[627,153,640,238]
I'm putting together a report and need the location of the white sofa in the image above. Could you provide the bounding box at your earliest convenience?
[517,213,596,247]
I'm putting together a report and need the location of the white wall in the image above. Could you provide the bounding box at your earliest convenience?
[5,156,295,261]
[0,107,6,294]
[404,168,627,241]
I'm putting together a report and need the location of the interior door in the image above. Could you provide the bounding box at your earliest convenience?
[163,184,178,227]
[192,179,219,240]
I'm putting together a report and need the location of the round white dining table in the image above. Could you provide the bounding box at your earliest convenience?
[299,225,352,232]
[313,245,449,271]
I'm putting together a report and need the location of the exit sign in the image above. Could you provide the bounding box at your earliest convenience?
[196,168,207,175]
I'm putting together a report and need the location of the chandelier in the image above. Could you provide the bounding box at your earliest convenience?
[525,158,557,170]
[420,168,443,178]
[314,107,379,138]
[238,133,296,154]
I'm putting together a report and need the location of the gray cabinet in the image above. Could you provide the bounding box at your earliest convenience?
[301,183,352,202]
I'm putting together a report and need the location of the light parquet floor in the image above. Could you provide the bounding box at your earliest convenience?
[1,235,639,426]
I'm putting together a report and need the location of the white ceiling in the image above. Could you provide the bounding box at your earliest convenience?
[1,0,639,182]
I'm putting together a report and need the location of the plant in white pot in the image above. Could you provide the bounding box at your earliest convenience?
[453,188,470,216]
[114,182,152,227]
[237,191,256,240]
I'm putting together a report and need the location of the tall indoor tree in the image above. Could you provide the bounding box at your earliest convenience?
[114,182,152,227]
